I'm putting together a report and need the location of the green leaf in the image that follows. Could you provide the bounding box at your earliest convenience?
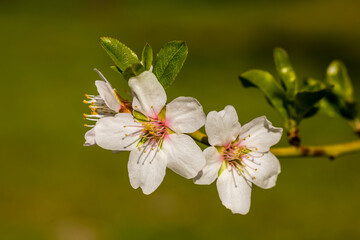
[122,63,145,81]
[319,99,338,118]
[110,65,123,75]
[295,88,331,119]
[301,78,327,92]
[326,60,354,103]
[239,70,288,120]
[274,47,297,99]
[141,43,153,71]
[325,61,357,120]
[153,41,188,88]
[133,110,149,122]
[99,37,140,72]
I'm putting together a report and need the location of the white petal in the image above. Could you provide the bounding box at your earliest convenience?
[94,113,141,151]
[194,147,222,185]
[165,97,206,133]
[163,134,206,179]
[128,146,167,195]
[84,128,96,146]
[216,169,252,214]
[244,152,281,189]
[128,71,166,118]
[205,105,241,146]
[239,116,283,152]
[95,80,121,112]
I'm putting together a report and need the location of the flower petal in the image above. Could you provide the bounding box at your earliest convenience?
[94,113,141,151]
[129,71,166,118]
[239,116,283,152]
[205,105,241,146]
[166,97,205,133]
[216,169,252,214]
[128,147,167,195]
[244,152,281,189]
[84,128,96,147]
[95,80,121,112]
[194,146,222,185]
[163,134,205,179]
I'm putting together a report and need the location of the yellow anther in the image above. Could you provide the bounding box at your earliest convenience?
[255,168,258,171]
[92,101,95,104]
[123,125,126,128]
[83,113,88,118]
[243,138,246,141]
[84,124,87,127]
[83,100,88,104]
[151,148,155,151]
[134,105,138,108]
[125,134,128,136]
[255,148,258,151]
[151,106,154,108]
[144,151,146,153]
[91,112,98,115]
[246,156,249,159]
[138,148,141,151]
[252,176,256,179]
[85,94,90,99]
[248,134,250,137]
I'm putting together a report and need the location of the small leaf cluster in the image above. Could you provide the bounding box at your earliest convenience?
[239,48,358,145]
[100,37,188,88]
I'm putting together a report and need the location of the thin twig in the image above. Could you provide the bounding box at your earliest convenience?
[188,130,360,159]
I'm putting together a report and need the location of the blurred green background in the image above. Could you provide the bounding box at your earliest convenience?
[1,0,360,239]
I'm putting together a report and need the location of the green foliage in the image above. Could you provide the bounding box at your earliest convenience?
[239,70,288,120]
[240,48,360,143]
[100,37,140,72]
[122,63,145,81]
[326,60,354,103]
[240,48,334,144]
[153,41,188,89]
[110,65,122,75]
[325,60,357,120]
[274,47,297,99]
[101,38,187,88]
[142,43,153,71]
[295,88,331,119]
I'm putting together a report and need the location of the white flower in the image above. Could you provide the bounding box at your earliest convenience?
[94,71,206,194]
[194,105,282,214]
[83,69,130,146]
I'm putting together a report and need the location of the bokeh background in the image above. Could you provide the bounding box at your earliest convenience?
[2,0,360,239]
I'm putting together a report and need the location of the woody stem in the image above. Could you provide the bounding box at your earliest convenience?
[188,130,360,160]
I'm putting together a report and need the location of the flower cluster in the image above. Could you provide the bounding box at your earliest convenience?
[83,68,283,214]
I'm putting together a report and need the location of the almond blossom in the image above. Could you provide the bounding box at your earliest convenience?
[94,71,206,194]
[194,105,282,214]
[83,69,131,146]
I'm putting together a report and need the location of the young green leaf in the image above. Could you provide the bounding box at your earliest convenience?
[110,65,123,75]
[295,88,331,119]
[142,43,153,71]
[274,47,297,99]
[99,37,140,72]
[122,63,145,81]
[239,70,288,120]
[326,60,354,103]
[153,41,188,88]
